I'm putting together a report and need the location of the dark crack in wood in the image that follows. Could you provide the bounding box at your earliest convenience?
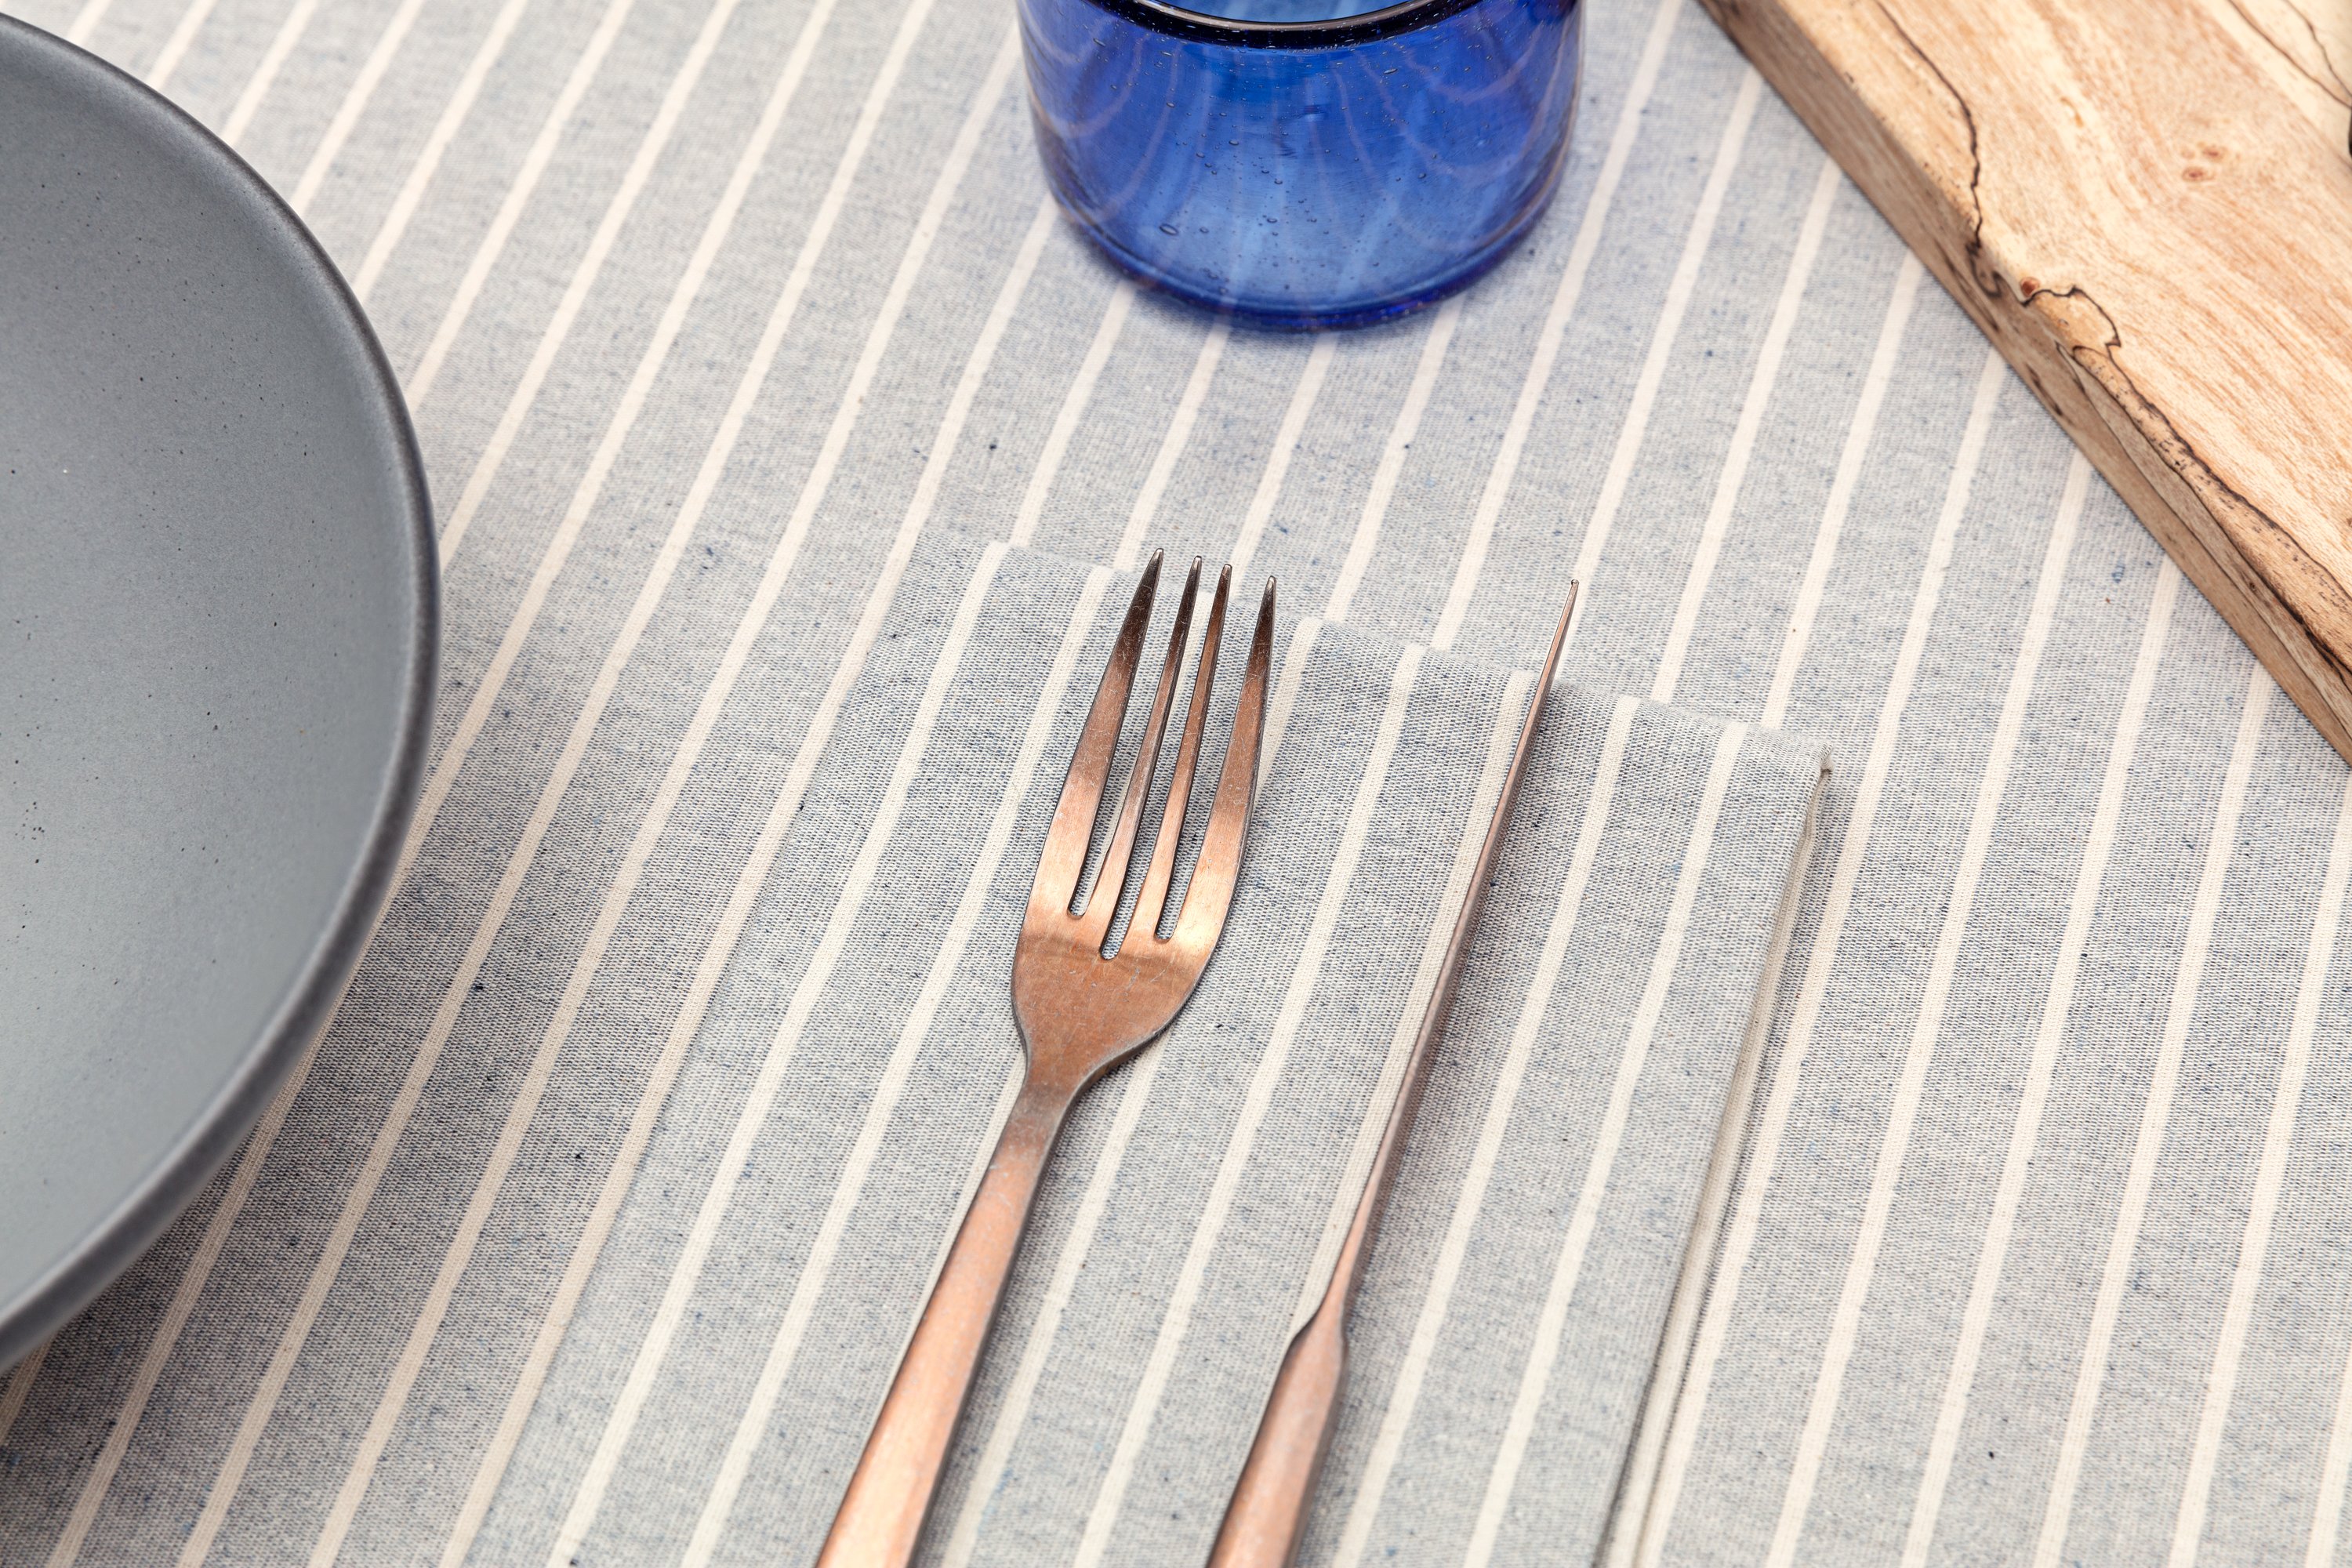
[1873,2,1995,297]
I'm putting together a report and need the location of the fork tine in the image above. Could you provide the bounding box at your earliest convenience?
[1030,552,1161,922]
[1076,557,1202,946]
[1129,564,1229,942]
[1171,576,1274,949]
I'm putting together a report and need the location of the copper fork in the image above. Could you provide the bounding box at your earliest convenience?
[818,552,1276,1568]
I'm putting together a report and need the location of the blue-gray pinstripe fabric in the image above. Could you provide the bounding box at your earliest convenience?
[3,0,2347,1566]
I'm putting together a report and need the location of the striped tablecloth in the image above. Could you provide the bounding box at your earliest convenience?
[5,0,2351,1566]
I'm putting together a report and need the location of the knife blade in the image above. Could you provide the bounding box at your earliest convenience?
[1205,583,1578,1568]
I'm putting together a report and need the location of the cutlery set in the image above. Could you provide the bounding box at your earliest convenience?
[819,553,1573,1568]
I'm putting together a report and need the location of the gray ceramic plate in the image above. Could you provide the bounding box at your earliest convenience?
[0,18,435,1367]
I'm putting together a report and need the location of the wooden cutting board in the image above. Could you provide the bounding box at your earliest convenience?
[1697,0,2352,759]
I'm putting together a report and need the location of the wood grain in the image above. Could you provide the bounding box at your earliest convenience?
[1698,0,2352,757]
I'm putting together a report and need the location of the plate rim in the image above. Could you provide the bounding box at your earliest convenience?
[0,15,437,1369]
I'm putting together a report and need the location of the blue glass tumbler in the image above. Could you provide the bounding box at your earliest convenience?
[1016,0,1583,329]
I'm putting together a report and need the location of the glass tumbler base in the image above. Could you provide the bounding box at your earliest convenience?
[1047,172,1564,332]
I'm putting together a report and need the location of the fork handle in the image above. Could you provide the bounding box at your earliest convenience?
[817,1073,1071,1568]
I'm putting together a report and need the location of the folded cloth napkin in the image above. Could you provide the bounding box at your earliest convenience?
[445,535,1825,1566]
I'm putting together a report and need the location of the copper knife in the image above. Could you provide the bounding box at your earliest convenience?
[1206,583,1577,1568]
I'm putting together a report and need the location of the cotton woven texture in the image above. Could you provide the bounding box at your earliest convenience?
[440,535,1820,1568]
[5,0,2352,1565]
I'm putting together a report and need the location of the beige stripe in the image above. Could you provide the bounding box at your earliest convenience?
[2033,666,2274,1568]
[401,0,641,408]
[932,333,1348,1559]
[289,0,434,211]
[938,29,1744,1535]
[1321,93,1845,1568]
[220,0,320,147]
[678,245,1370,1561]
[1635,345,2008,1562]
[1764,452,2093,1566]
[1606,244,1922,1568]
[925,608,1323,1565]
[1897,557,2187,1567]
[38,937,388,1566]
[1463,724,1749,1568]
[932,1054,1169,1568]
[0,1336,52,1449]
[1226,334,1336,581]
[1068,646,1426,1568]
[1288,668,1529,1336]
[64,0,111,45]
[2307,1156,2352,1566]
[143,0,217,90]
[1604,759,1822,1568]
[541,540,1014,1566]
[38,0,836,1534]
[434,188,1065,1568]
[43,1094,298,1566]
[350,0,537,304]
[296,31,1013,1568]
[151,6,936,1562]
[387,0,838,902]
[1112,321,1230,569]
[1650,152,1839,703]
[674,561,1117,1566]
[1321,296,1461,626]
[1007,284,1136,546]
[2170,772,2352,1567]
[25,2,736,1543]
[1557,66,1762,647]
[1760,250,1924,728]
[1327,695,1640,1568]
[1429,0,1682,652]
[427,0,753,561]
[534,179,1225,1560]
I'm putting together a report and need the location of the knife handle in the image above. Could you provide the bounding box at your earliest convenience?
[1207,1298,1348,1568]
[1206,584,1575,1568]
